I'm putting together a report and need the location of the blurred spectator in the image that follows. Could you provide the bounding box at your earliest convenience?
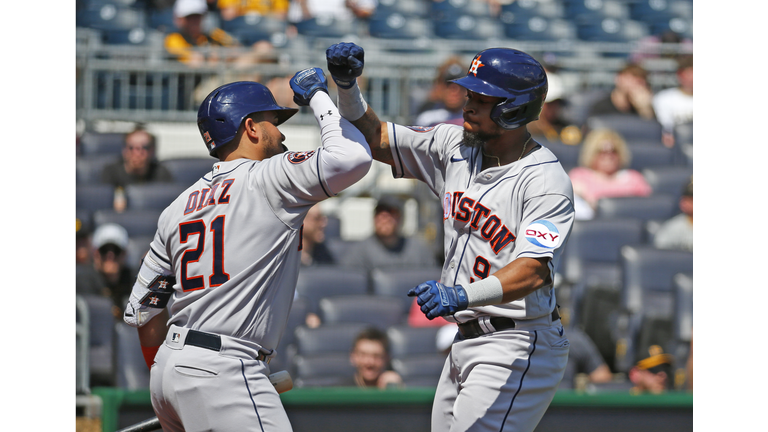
[287,0,377,23]
[628,345,675,394]
[344,327,403,389]
[340,196,437,272]
[652,55,693,148]
[266,74,300,110]
[76,216,93,265]
[587,63,656,121]
[412,56,467,127]
[528,68,582,145]
[630,30,693,63]
[101,127,174,211]
[653,176,693,252]
[568,129,652,213]
[558,326,613,390]
[301,204,336,267]
[77,223,135,318]
[217,0,289,21]
[165,0,276,68]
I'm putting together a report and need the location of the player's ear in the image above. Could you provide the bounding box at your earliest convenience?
[242,117,261,143]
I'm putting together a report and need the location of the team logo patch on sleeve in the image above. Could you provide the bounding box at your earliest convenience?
[525,220,561,249]
[287,150,315,164]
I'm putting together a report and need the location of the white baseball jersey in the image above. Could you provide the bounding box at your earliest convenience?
[387,122,575,321]
[143,95,371,353]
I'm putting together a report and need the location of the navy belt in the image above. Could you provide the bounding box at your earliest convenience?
[185,329,270,362]
[457,307,561,340]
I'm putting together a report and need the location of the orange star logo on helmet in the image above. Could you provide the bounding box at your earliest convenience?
[469,55,484,76]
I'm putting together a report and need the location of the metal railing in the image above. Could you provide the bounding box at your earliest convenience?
[76,28,691,129]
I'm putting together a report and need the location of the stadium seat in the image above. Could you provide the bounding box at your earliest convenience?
[292,353,356,388]
[386,325,442,359]
[629,0,692,23]
[115,321,150,390]
[367,13,434,40]
[76,154,115,184]
[642,166,692,198]
[595,194,678,222]
[79,132,126,156]
[292,323,370,356]
[294,15,358,38]
[76,295,90,394]
[670,273,693,369]
[561,218,646,289]
[433,14,505,40]
[295,266,369,314]
[77,184,116,214]
[503,17,577,42]
[614,245,693,371]
[576,18,649,43]
[270,296,313,373]
[430,0,494,20]
[674,122,693,146]
[375,0,429,17]
[162,157,215,185]
[626,144,677,171]
[125,234,153,273]
[148,7,177,33]
[124,182,188,210]
[499,0,565,21]
[391,354,445,387]
[325,216,342,239]
[83,294,117,387]
[102,27,152,45]
[76,3,145,31]
[220,13,288,46]
[649,17,693,39]
[562,0,629,23]
[538,138,581,169]
[371,266,442,314]
[93,208,162,237]
[319,295,409,329]
[586,114,663,143]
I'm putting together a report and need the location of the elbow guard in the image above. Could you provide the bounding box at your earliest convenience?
[124,255,175,328]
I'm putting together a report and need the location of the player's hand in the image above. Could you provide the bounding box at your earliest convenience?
[290,67,329,106]
[326,42,365,89]
[408,280,469,320]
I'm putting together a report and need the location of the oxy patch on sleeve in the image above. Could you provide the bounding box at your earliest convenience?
[524,220,561,249]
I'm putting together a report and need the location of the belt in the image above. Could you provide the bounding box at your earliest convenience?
[457,307,561,340]
[185,329,270,362]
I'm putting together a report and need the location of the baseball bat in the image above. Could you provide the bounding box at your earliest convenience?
[116,371,293,432]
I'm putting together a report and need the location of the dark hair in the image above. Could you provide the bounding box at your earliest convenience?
[125,127,156,150]
[353,327,390,353]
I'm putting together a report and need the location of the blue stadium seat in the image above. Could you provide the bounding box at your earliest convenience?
[562,0,629,23]
[499,0,565,21]
[670,273,692,369]
[433,14,504,41]
[391,354,445,387]
[386,325,442,359]
[77,184,116,213]
[375,0,429,17]
[502,16,576,41]
[586,114,663,143]
[292,323,370,356]
[595,194,678,222]
[124,182,188,210]
[93,208,162,237]
[292,353,357,388]
[79,132,126,156]
[650,17,693,39]
[115,321,150,390]
[102,27,152,46]
[76,3,145,31]
[76,154,115,184]
[368,12,434,40]
[641,166,692,198]
[626,144,677,171]
[538,138,581,171]
[220,13,288,46]
[294,15,358,38]
[576,18,649,43]
[83,294,117,386]
[430,0,494,20]
[294,266,369,314]
[319,295,408,329]
[371,266,442,314]
[162,157,215,185]
[629,0,692,23]
[148,7,177,33]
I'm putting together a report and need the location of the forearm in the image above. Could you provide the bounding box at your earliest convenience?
[467,257,551,306]
[138,308,169,347]
[351,108,393,166]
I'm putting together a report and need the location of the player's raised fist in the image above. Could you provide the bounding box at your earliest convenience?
[326,42,365,89]
[408,280,469,320]
[290,67,329,106]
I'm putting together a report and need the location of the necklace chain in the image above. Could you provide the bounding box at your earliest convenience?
[483,135,533,167]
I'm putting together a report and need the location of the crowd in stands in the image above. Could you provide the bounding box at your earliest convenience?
[76,0,693,398]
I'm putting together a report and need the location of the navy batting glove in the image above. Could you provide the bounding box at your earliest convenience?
[290,67,329,106]
[326,42,365,89]
[407,280,469,320]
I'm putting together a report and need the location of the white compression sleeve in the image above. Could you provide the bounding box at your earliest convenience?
[465,276,504,307]
[335,80,368,122]
[310,91,372,195]
[123,255,173,328]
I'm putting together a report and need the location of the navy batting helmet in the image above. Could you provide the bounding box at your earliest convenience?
[451,48,548,130]
[197,81,298,157]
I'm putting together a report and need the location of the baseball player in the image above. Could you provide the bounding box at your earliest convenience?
[122,68,372,431]
[327,43,574,432]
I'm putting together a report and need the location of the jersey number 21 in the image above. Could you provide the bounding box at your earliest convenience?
[179,216,230,291]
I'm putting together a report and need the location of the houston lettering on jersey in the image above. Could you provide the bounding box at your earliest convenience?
[443,191,516,255]
[183,179,235,215]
